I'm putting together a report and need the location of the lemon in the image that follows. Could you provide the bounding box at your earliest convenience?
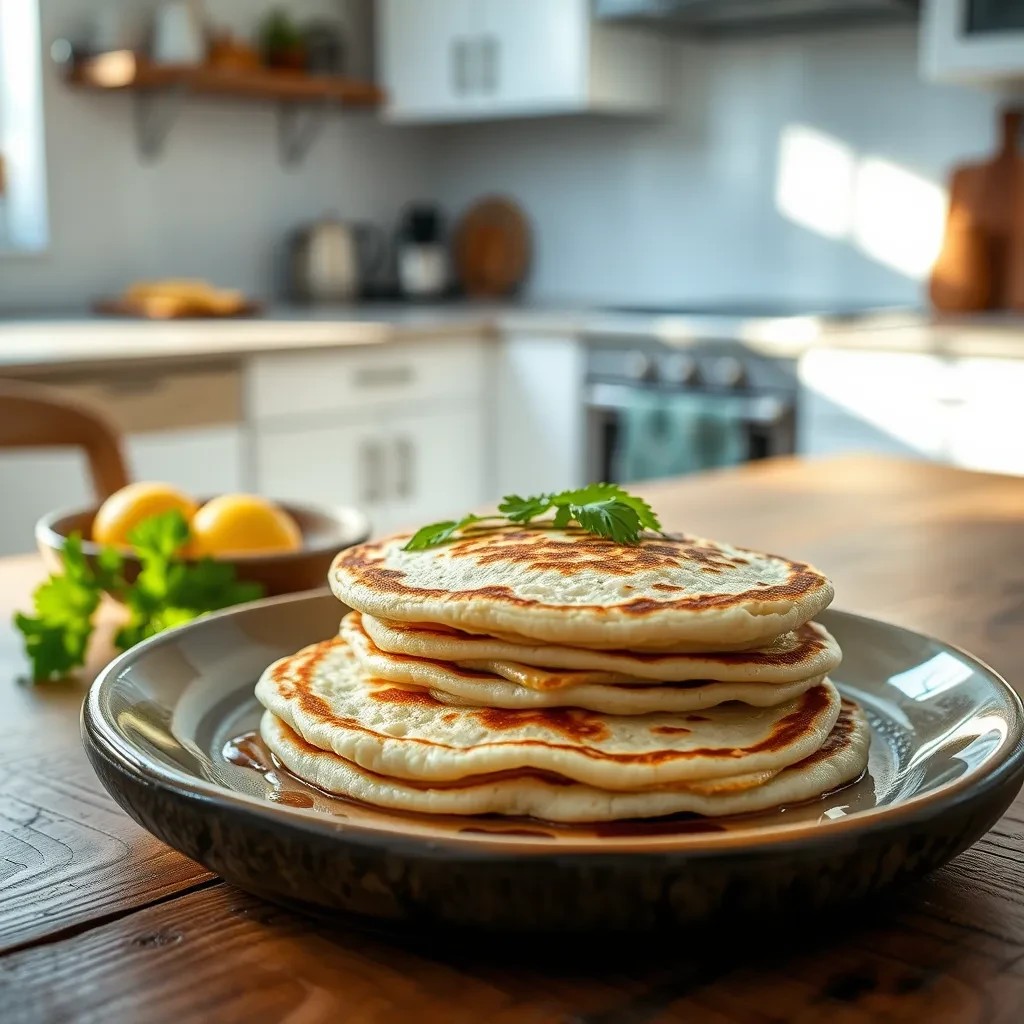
[190,494,302,558]
[92,482,198,549]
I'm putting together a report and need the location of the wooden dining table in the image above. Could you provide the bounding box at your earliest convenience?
[4,453,1024,1023]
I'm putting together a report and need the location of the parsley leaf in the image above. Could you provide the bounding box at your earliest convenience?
[14,509,266,683]
[403,483,663,551]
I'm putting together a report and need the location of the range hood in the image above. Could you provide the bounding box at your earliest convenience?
[594,0,918,36]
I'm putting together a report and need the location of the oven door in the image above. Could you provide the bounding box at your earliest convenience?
[585,381,796,484]
[922,0,1024,83]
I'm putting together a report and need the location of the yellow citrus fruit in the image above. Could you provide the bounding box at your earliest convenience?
[92,482,198,549]
[190,494,302,558]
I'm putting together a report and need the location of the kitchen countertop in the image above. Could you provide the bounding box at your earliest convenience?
[4,454,1024,1020]
[2,303,1024,373]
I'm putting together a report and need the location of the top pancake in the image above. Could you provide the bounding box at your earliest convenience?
[330,526,834,651]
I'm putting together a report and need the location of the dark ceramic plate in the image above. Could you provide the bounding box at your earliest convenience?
[83,592,1024,934]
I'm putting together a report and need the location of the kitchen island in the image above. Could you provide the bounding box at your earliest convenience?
[1,454,1023,1022]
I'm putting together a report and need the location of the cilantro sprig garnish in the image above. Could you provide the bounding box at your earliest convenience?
[403,483,662,552]
[15,510,264,683]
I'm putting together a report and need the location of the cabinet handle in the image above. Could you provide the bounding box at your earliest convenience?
[351,364,415,389]
[451,37,469,95]
[361,439,383,504]
[481,35,498,95]
[394,436,414,500]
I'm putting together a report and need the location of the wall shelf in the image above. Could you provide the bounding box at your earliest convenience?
[66,54,385,166]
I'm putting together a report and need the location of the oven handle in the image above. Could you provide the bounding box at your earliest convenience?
[584,382,794,424]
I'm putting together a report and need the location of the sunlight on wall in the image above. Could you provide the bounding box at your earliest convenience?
[775,124,946,280]
[854,158,946,278]
[775,125,855,240]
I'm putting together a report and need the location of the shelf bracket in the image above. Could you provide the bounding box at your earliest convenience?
[133,84,188,162]
[277,102,331,168]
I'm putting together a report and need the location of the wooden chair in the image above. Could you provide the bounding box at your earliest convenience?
[0,381,131,500]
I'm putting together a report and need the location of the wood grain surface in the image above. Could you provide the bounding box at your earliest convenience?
[4,455,1024,1023]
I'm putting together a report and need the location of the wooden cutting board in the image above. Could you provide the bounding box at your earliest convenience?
[95,297,262,319]
[454,196,531,297]
[930,109,1024,313]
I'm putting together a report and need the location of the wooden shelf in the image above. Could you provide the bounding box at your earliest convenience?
[68,54,384,108]
[66,53,385,165]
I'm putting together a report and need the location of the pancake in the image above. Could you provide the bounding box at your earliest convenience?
[356,613,842,687]
[261,699,869,822]
[254,636,842,790]
[341,613,823,714]
[330,527,833,651]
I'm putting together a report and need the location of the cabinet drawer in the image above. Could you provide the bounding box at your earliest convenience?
[248,339,487,422]
[29,365,242,433]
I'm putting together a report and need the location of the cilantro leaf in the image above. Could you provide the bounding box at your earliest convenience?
[569,498,643,545]
[14,508,266,683]
[403,514,491,551]
[498,494,555,523]
[402,484,663,551]
[14,611,93,682]
[13,532,101,682]
[404,520,460,552]
[128,509,190,560]
[550,483,661,532]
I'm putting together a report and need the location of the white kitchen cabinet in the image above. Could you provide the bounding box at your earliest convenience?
[128,425,246,496]
[378,0,665,123]
[249,336,492,535]
[254,407,486,536]
[375,408,487,532]
[798,349,949,461]
[945,357,1024,476]
[799,348,1024,477]
[495,333,586,498]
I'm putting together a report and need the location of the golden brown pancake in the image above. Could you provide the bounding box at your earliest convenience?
[330,526,833,651]
[254,635,843,791]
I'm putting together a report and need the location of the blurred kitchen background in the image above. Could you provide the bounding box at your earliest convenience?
[1,0,1023,555]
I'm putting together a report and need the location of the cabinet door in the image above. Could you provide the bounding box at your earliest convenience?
[798,349,949,459]
[376,408,487,534]
[255,421,388,534]
[128,426,245,496]
[481,0,588,111]
[378,0,476,119]
[0,450,92,556]
[946,357,1024,475]
[495,334,586,499]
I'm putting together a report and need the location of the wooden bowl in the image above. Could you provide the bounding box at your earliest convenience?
[35,500,371,598]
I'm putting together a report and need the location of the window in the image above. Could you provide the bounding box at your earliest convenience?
[0,0,48,252]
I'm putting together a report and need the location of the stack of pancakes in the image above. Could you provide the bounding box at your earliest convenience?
[256,528,870,823]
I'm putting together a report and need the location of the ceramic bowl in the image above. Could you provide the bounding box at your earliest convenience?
[36,500,370,597]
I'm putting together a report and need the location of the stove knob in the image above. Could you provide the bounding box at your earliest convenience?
[627,352,658,383]
[713,356,747,389]
[661,353,700,386]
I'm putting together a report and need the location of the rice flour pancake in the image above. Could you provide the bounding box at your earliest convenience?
[261,699,869,822]
[254,637,842,790]
[357,613,842,687]
[330,527,834,651]
[341,613,824,714]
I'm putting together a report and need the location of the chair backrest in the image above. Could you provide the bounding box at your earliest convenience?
[0,381,131,500]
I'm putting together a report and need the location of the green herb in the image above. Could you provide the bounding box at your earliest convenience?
[14,510,264,683]
[403,483,662,551]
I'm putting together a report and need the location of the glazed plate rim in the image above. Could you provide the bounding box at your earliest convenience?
[83,589,1024,858]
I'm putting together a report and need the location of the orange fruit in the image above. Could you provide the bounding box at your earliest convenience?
[190,494,302,558]
[92,482,198,549]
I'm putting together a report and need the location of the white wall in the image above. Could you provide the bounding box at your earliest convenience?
[427,25,1000,307]
[0,0,435,310]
